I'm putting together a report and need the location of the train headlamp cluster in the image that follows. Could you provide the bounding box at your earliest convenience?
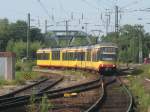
[113,64,116,67]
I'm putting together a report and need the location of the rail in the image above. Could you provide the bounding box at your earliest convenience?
[85,76,134,112]
[0,77,48,98]
[0,78,101,110]
[122,84,133,112]
[84,81,104,112]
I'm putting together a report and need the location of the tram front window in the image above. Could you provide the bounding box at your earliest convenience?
[98,54,117,61]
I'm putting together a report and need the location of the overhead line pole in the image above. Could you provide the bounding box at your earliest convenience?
[115,6,119,38]
[45,20,48,34]
[139,26,143,63]
[65,20,71,46]
[65,20,69,39]
[106,13,110,35]
[27,13,30,59]
[84,22,91,44]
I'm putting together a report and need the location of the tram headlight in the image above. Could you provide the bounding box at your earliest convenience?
[113,64,116,67]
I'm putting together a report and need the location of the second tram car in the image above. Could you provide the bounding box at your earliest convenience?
[36,43,118,74]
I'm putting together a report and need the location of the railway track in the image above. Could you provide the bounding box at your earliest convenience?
[0,77,48,98]
[0,77,101,111]
[1,70,133,112]
[85,76,133,112]
[14,76,64,96]
[0,76,64,99]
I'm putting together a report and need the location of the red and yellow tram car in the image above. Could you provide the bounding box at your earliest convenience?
[36,43,118,74]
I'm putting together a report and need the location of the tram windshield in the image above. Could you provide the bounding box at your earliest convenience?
[97,47,117,61]
[98,54,117,61]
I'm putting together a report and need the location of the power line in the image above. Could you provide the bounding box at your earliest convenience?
[36,0,51,19]
[93,0,110,10]
[57,0,70,18]
[101,0,114,7]
[94,0,113,9]
[121,0,143,9]
[81,0,98,9]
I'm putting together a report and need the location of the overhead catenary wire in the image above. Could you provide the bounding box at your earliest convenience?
[121,0,143,10]
[57,0,70,19]
[33,0,149,36]
[36,0,51,20]
[94,0,114,10]
[81,0,98,9]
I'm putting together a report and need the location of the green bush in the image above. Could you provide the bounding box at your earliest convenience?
[7,40,43,59]
[16,61,36,72]
[127,65,150,112]
[130,78,150,112]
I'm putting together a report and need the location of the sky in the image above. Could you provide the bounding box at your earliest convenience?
[0,0,149,35]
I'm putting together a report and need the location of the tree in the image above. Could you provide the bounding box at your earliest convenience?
[30,28,44,42]
[9,20,27,41]
[0,19,10,51]
[101,24,149,63]
[30,41,44,59]
[7,40,26,59]
[6,40,44,59]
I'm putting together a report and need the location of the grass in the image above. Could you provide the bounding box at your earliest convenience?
[28,91,36,112]
[15,71,40,85]
[27,94,54,112]
[0,71,40,86]
[0,78,16,86]
[127,64,150,112]
[0,60,39,86]
[40,95,54,112]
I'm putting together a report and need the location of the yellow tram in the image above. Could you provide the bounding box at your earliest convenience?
[36,43,118,74]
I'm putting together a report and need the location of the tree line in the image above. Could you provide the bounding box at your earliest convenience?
[0,18,97,59]
[101,24,150,63]
[0,19,44,59]
[0,18,150,63]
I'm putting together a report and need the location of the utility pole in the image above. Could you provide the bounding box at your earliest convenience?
[84,23,88,37]
[115,6,119,38]
[65,20,69,38]
[71,12,74,20]
[65,20,71,46]
[0,40,2,51]
[26,13,30,59]
[105,12,110,35]
[82,13,84,20]
[106,16,109,35]
[45,20,48,34]
[139,26,143,64]
[84,23,91,44]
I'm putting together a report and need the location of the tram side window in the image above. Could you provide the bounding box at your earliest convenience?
[63,52,75,60]
[92,51,97,62]
[75,52,85,61]
[37,53,41,59]
[81,52,85,61]
[52,51,60,60]
[62,52,67,60]
[37,53,49,60]
[87,51,91,61]
[62,52,85,61]
[68,52,74,60]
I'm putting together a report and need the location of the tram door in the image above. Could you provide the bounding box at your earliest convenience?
[86,50,92,69]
